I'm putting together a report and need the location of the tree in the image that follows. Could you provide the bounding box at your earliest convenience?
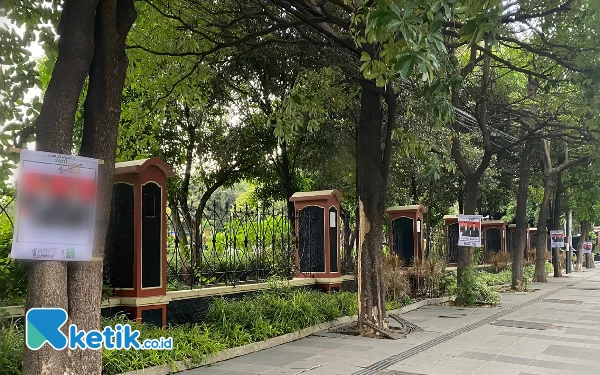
[5,1,137,373]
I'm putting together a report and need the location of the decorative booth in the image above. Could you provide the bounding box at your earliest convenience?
[290,190,342,292]
[107,158,174,326]
[481,220,506,262]
[444,216,507,265]
[386,205,426,265]
[506,224,516,254]
[443,215,460,266]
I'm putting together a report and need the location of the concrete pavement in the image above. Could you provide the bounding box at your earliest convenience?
[184,266,600,375]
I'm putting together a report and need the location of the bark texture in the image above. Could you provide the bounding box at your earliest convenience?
[551,161,563,278]
[576,220,590,272]
[24,1,100,374]
[357,83,386,333]
[533,175,552,282]
[67,1,136,374]
[512,142,533,290]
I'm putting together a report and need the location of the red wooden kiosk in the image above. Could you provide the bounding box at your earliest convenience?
[289,190,342,292]
[386,205,426,265]
[108,158,174,326]
[481,220,506,262]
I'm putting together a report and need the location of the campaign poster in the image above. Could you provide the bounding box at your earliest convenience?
[583,242,593,254]
[458,214,482,247]
[550,230,565,248]
[11,150,99,261]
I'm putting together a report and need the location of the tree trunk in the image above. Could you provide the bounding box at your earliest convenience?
[341,208,355,270]
[279,140,297,222]
[576,220,590,272]
[586,252,595,268]
[512,143,532,290]
[457,176,478,285]
[67,1,136,374]
[533,176,553,282]
[552,163,563,278]
[24,1,100,374]
[357,83,386,333]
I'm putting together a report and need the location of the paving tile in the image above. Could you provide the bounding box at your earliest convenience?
[528,359,571,370]
[493,354,533,366]
[470,361,525,375]
[458,351,496,361]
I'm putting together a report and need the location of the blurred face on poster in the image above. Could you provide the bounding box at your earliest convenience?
[19,173,94,230]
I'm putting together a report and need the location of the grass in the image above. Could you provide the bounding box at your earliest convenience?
[1,286,361,375]
[104,286,360,373]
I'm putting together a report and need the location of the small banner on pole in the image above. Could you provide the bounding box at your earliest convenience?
[550,230,565,249]
[11,150,99,261]
[458,214,481,247]
[584,242,593,254]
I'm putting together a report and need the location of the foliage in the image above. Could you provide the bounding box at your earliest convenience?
[414,252,448,298]
[2,285,359,374]
[0,196,27,306]
[455,265,501,306]
[0,314,23,375]
[382,253,410,303]
[473,247,484,265]
[488,252,511,273]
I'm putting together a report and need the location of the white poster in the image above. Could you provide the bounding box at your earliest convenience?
[584,242,593,254]
[550,230,565,248]
[458,214,481,247]
[11,150,99,261]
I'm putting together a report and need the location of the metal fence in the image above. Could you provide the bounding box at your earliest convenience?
[166,201,296,290]
[166,201,357,290]
[0,191,358,305]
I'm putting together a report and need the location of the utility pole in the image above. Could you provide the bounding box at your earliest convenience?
[566,211,572,274]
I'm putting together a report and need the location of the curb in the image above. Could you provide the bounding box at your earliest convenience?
[116,296,450,375]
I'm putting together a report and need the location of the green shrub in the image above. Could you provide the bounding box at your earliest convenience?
[456,266,501,306]
[0,203,28,307]
[0,316,23,375]
[488,252,511,273]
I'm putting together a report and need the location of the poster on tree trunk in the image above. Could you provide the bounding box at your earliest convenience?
[550,230,565,248]
[457,214,481,247]
[10,150,99,261]
[583,242,593,254]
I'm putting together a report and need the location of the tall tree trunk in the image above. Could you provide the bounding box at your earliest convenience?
[279,140,297,222]
[24,1,100,374]
[576,220,590,272]
[341,208,356,270]
[357,83,386,333]
[68,1,136,374]
[552,162,563,277]
[512,143,533,290]
[457,176,478,283]
[533,176,553,282]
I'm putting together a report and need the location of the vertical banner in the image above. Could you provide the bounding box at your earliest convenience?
[583,242,593,254]
[11,150,99,261]
[550,230,565,249]
[458,214,482,247]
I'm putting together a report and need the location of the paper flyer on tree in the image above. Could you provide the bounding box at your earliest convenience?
[458,214,481,247]
[584,242,593,254]
[550,230,565,248]
[10,150,99,261]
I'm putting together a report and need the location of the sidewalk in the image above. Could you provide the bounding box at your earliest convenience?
[184,267,600,375]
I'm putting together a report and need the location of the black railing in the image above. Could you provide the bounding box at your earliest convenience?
[166,202,296,290]
[0,193,28,307]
